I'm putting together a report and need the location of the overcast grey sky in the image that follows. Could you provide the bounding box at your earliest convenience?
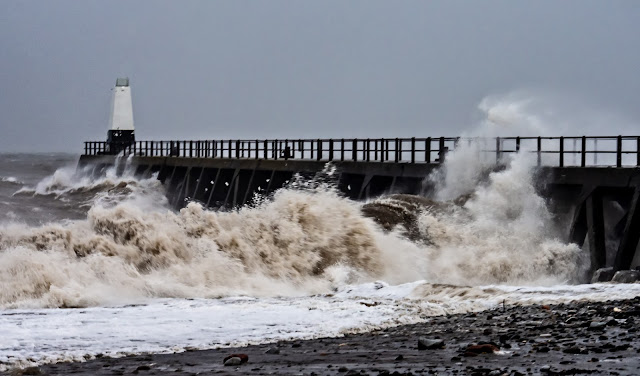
[0,0,638,152]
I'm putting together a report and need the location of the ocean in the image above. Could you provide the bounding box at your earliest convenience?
[1,150,639,371]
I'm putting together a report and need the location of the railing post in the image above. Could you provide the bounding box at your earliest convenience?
[537,137,541,166]
[341,139,345,161]
[425,137,431,163]
[496,137,501,163]
[374,139,379,161]
[394,138,399,163]
[439,137,445,164]
[581,136,586,167]
[411,137,416,163]
[384,139,388,161]
[637,137,640,167]
[516,136,520,152]
[366,139,371,162]
[353,139,358,162]
[329,139,334,161]
[559,136,564,167]
[84,142,88,155]
[317,139,322,161]
[617,135,622,167]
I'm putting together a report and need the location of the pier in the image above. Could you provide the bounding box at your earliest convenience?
[79,135,640,278]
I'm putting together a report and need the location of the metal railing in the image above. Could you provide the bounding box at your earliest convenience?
[83,136,640,167]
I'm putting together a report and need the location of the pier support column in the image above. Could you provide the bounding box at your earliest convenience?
[614,187,640,271]
[223,169,240,208]
[568,203,587,247]
[568,186,595,247]
[358,175,373,200]
[586,189,606,271]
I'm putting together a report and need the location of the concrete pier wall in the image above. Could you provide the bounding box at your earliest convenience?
[79,155,440,208]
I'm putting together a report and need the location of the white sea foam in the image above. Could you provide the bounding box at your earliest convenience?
[2,282,639,371]
[0,176,21,184]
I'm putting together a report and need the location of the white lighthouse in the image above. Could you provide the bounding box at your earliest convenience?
[107,77,135,152]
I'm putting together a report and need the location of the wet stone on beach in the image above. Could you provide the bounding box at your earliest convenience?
[417,338,445,350]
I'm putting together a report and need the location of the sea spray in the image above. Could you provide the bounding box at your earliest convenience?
[0,147,587,308]
[415,150,585,286]
[0,188,385,308]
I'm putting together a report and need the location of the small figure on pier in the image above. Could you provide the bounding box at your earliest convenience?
[436,146,449,163]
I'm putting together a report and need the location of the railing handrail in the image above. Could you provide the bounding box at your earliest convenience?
[82,135,640,168]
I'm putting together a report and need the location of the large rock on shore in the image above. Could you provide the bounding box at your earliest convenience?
[612,270,640,283]
[591,267,615,283]
[361,194,467,242]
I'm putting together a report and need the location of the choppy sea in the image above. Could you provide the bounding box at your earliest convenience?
[1,151,638,371]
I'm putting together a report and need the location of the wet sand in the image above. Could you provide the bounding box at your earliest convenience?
[8,296,640,375]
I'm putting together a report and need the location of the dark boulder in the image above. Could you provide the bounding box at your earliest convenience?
[591,267,615,283]
[612,270,640,283]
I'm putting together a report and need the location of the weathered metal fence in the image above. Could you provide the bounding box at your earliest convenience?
[83,136,640,167]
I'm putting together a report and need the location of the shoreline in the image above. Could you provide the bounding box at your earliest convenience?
[7,295,640,375]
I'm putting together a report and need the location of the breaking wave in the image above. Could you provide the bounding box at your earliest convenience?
[0,176,22,185]
[0,145,586,309]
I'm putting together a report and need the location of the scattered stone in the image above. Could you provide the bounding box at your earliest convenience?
[223,353,248,366]
[223,357,243,366]
[338,366,349,372]
[265,347,280,354]
[418,338,445,350]
[612,270,640,283]
[591,267,615,283]
[589,321,607,330]
[135,365,151,371]
[464,344,499,356]
[395,354,404,361]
